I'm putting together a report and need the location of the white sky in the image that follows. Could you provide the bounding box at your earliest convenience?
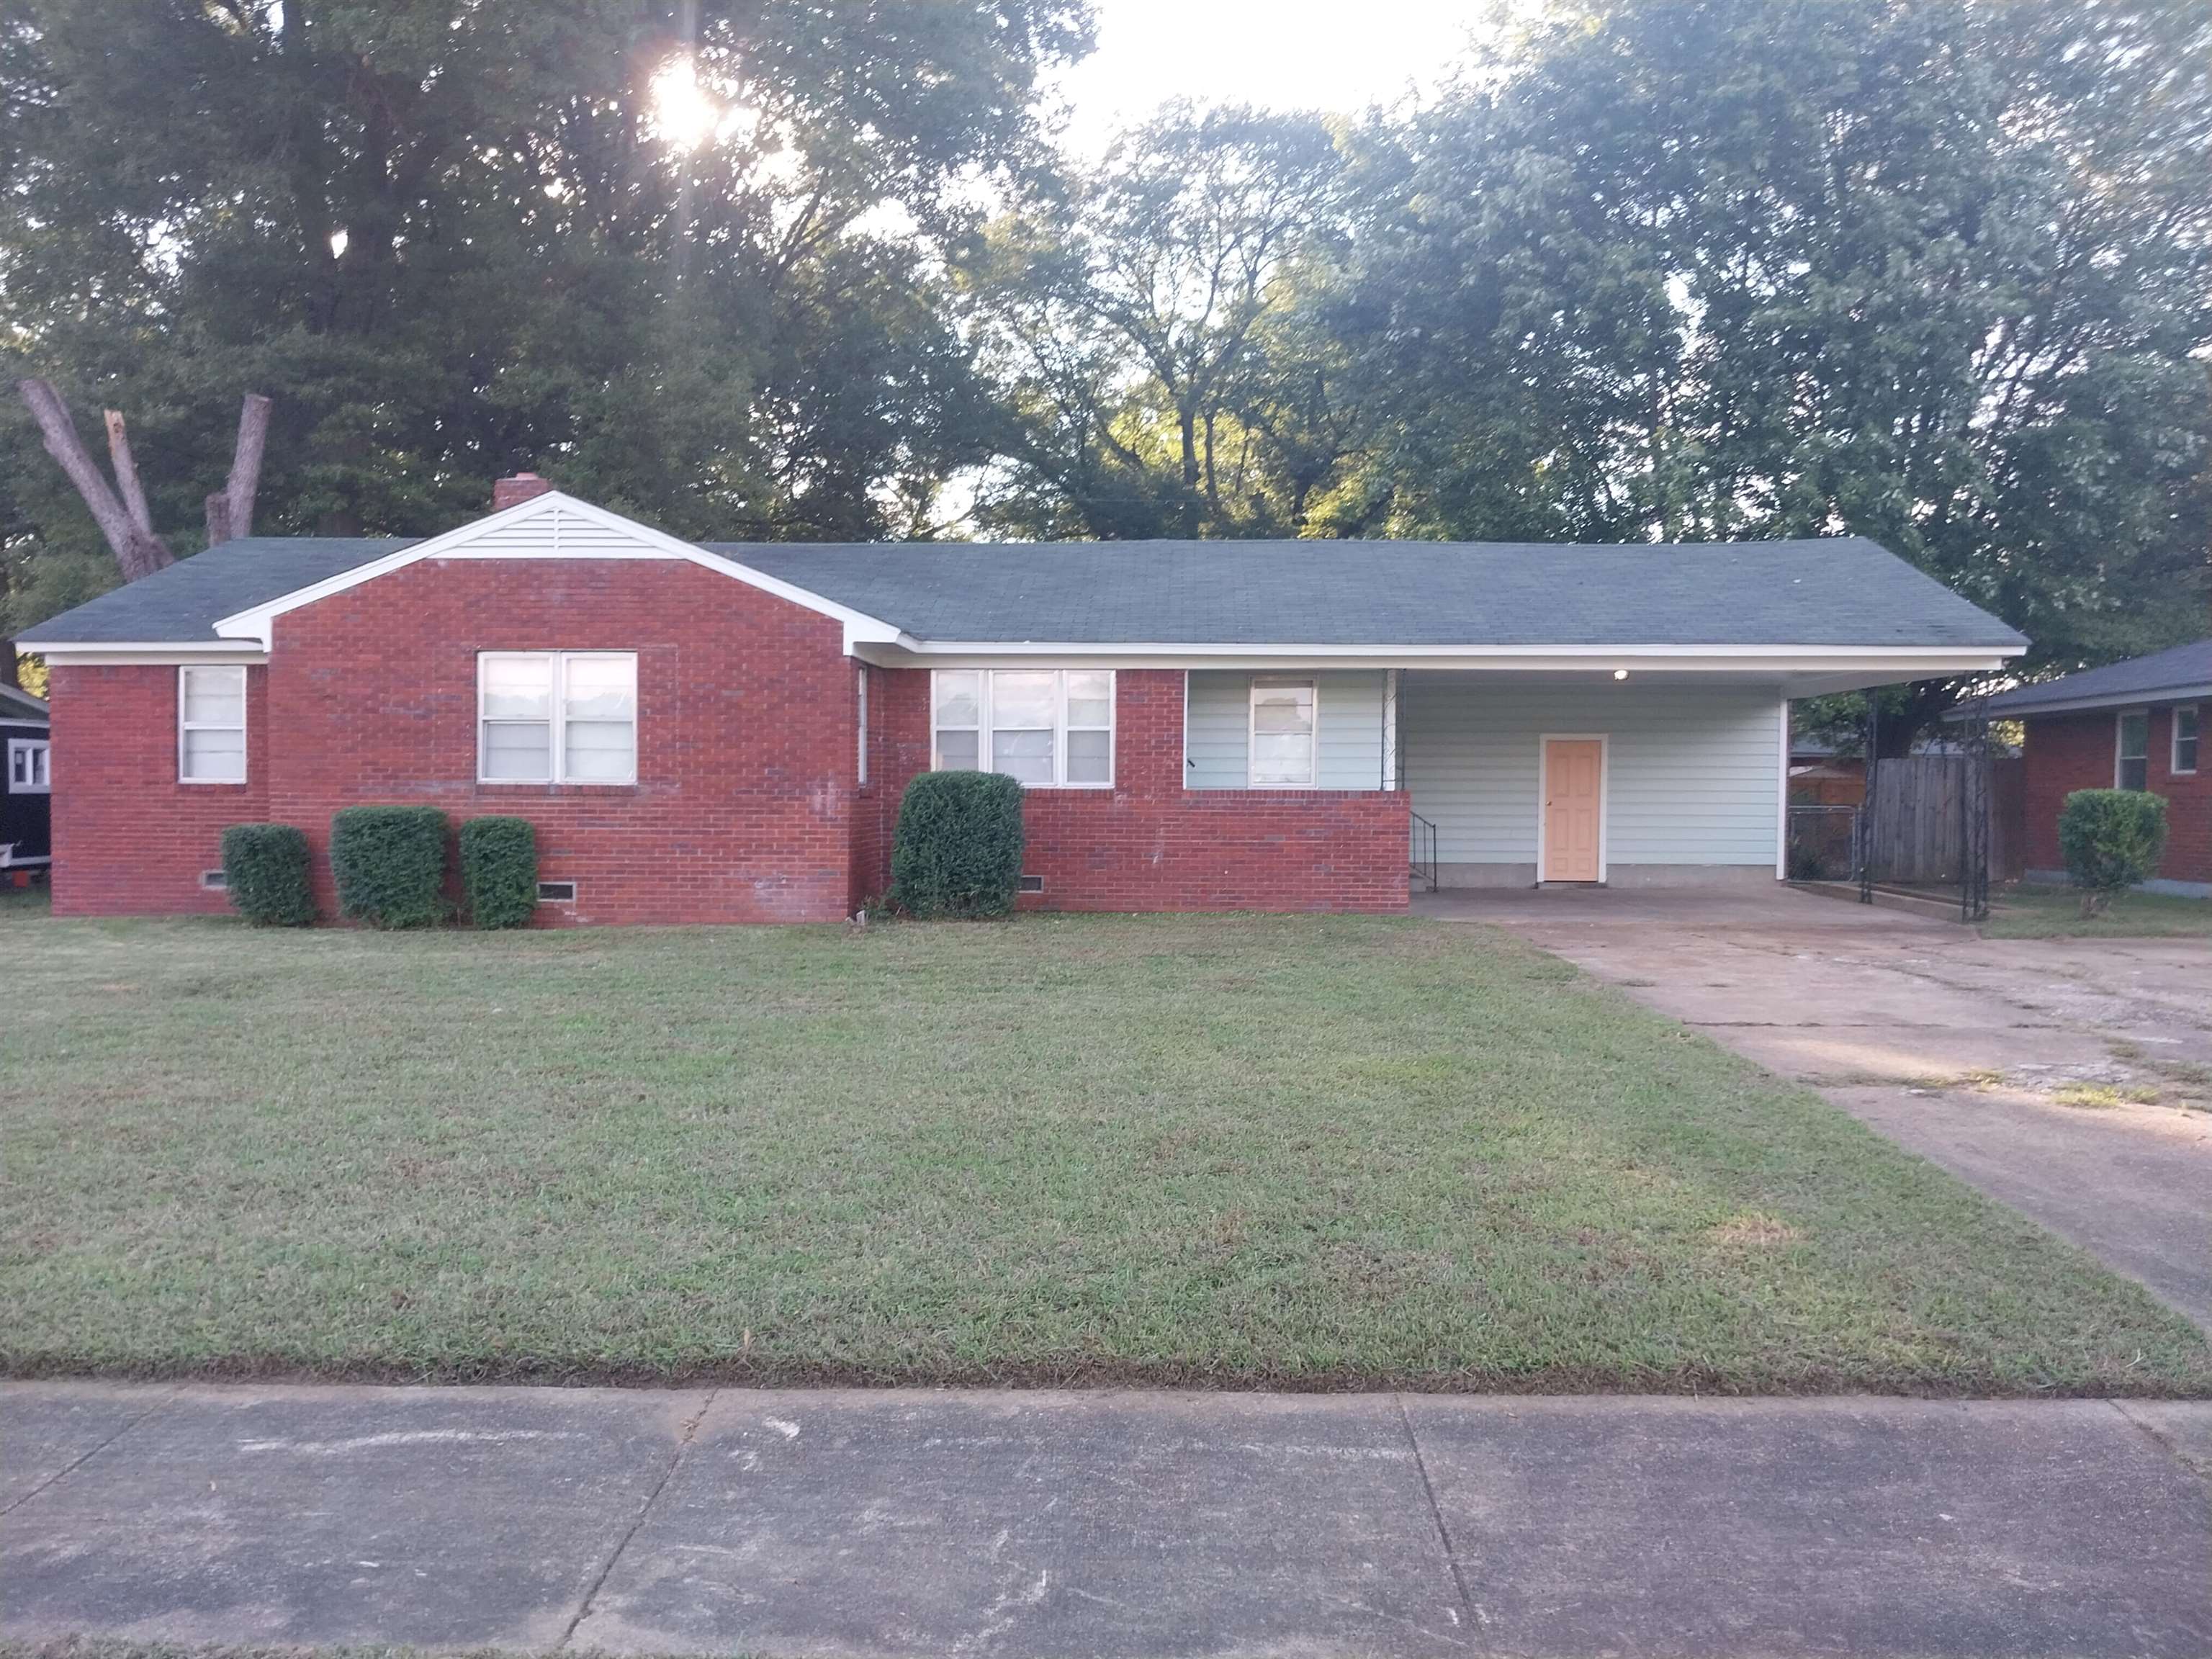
[1048,0,1503,151]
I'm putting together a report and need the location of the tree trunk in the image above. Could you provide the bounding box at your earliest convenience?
[17,379,172,581]
[103,410,157,536]
[205,493,234,547]
[225,393,272,538]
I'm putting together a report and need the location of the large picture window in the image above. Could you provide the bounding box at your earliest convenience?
[932,670,1114,787]
[1249,680,1316,786]
[2116,709,2149,791]
[179,665,248,783]
[478,652,637,784]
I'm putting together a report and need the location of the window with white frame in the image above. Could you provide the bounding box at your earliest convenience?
[856,665,870,786]
[931,670,1113,786]
[178,665,248,783]
[2116,709,2150,791]
[1249,679,1316,786]
[478,652,637,784]
[7,736,49,793]
[2173,706,2199,776]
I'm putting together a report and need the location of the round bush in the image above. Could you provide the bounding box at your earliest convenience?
[891,770,1027,919]
[460,816,538,930]
[2056,788,2167,912]
[220,823,315,927]
[330,805,450,929]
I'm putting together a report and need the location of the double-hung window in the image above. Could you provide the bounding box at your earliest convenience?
[2116,710,2150,791]
[478,652,637,784]
[179,665,248,783]
[931,670,1113,787]
[2173,706,2199,776]
[1249,679,1317,786]
[7,737,49,793]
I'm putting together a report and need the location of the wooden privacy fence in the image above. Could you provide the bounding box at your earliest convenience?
[1861,754,2022,885]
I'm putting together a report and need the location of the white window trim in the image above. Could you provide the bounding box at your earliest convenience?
[178,664,248,785]
[477,651,638,786]
[1247,678,1319,788]
[7,736,50,793]
[2116,707,2150,790]
[1535,733,1611,884]
[930,669,1115,788]
[2172,705,2200,776]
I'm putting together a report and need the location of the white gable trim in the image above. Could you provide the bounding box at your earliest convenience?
[210,491,902,652]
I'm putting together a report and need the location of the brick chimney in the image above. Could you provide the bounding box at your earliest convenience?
[493,472,553,511]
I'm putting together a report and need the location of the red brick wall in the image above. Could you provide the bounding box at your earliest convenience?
[861,667,1411,913]
[50,574,1410,922]
[50,561,864,925]
[47,662,271,916]
[264,559,860,925]
[2022,706,2209,884]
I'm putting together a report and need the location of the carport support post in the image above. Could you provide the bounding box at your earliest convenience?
[1858,694,1880,904]
[1382,670,1399,791]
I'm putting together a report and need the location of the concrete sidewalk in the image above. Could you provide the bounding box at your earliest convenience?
[4,1383,2208,1657]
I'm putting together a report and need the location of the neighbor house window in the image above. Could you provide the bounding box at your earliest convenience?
[931,670,1113,787]
[477,652,637,784]
[2173,707,2199,776]
[1249,680,1316,786]
[2116,709,2149,791]
[7,737,49,793]
[856,665,870,786]
[178,665,247,783]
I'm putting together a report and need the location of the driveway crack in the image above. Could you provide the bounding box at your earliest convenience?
[559,1387,719,1647]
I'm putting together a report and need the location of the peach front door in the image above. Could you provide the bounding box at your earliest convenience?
[1542,738,1604,881]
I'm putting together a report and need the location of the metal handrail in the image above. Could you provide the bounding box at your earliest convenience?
[1408,810,1439,893]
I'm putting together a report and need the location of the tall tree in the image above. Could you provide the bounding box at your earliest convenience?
[0,0,1090,652]
[963,104,1352,539]
[1341,0,2212,739]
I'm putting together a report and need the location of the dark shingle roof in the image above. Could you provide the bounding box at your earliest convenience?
[1974,639,2212,716]
[15,538,415,645]
[17,530,2024,652]
[719,536,2023,649]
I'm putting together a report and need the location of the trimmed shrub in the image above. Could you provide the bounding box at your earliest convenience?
[330,805,450,929]
[220,824,315,927]
[891,770,1027,919]
[2057,788,2168,914]
[460,816,537,930]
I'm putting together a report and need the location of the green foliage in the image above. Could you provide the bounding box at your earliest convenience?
[0,0,1090,625]
[219,824,314,927]
[459,816,536,931]
[891,770,1027,919]
[329,806,449,930]
[2057,790,2170,912]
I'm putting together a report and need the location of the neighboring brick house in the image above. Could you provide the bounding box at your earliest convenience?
[17,483,2025,923]
[1979,639,2211,896]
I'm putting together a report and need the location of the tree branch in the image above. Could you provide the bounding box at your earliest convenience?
[17,379,171,581]
[103,410,156,536]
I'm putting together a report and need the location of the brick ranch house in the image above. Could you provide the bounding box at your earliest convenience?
[17,480,2025,924]
[1976,638,2209,897]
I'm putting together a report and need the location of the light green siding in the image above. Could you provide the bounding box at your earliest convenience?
[1401,678,1783,867]
[1184,670,1388,790]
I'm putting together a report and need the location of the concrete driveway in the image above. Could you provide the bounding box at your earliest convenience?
[1421,887,2212,1330]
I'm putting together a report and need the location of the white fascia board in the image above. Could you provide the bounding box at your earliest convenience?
[24,641,269,665]
[855,641,2022,676]
[208,491,902,651]
[1969,683,2212,719]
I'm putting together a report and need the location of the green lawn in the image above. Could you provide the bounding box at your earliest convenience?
[3,907,2205,1395]
[1982,883,2212,939]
